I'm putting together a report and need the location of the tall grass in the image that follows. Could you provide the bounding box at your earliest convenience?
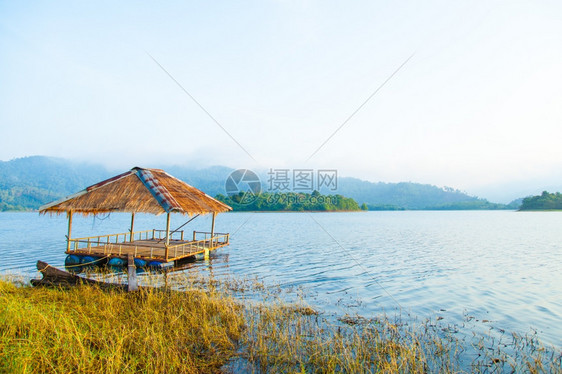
[1,272,560,373]
[0,279,244,373]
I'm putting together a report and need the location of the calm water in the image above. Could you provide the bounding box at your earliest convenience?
[1,211,561,348]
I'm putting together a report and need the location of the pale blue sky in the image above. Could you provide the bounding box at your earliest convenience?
[1,1,561,201]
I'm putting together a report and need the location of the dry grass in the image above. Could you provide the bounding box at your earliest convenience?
[239,304,459,373]
[0,279,244,373]
[1,273,561,373]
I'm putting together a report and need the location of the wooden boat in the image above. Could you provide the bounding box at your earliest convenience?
[31,260,128,291]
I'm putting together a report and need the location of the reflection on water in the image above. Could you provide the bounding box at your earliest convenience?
[0,211,561,348]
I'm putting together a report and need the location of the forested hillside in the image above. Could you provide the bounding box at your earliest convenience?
[0,156,110,211]
[335,178,514,210]
[215,191,361,211]
[0,156,519,211]
[519,191,562,210]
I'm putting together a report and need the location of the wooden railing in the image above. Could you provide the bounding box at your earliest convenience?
[151,229,187,241]
[66,230,228,261]
[192,231,229,241]
[168,233,230,259]
[68,229,187,250]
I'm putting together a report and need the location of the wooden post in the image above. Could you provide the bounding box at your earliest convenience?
[213,212,218,246]
[66,210,73,252]
[129,213,135,242]
[206,212,216,258]
[210,212,216,243]
[127,254,138,292]
[164,212,171,261]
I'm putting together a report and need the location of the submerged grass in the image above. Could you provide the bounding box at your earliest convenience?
[1,272,561,373]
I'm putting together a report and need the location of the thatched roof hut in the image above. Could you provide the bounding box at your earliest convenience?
[40,167,232,261]
[40,167,231,216]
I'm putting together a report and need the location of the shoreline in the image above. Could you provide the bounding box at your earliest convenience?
[0,208,531,213]
[0,273,560,373]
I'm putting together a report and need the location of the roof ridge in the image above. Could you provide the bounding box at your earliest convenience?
[158,170,231,211]
[134,168,183,213]
[132,166,166,173]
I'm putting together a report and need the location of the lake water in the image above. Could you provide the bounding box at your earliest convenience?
[1,211,561,349]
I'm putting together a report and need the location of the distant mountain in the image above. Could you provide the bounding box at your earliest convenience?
[0,156,111,211]
[506,198,524,210]
[0,156,518,211]
[0,157,233,211]
[334,177,488,210]
[331,177,519,210]
[162,165,234,198]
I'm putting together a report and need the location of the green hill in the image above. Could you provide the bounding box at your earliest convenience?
[519,191,562,211]
[215,191,361,212]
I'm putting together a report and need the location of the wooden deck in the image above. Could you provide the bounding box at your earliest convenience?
[66,230,229,263]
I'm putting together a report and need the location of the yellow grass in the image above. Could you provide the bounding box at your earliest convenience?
[1,273,560,373]
[0,280,243,373]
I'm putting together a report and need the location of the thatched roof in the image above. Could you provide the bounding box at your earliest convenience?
[39,167,232,216]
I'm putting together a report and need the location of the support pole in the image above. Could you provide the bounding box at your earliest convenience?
[164,212,171,261]
[210,212,216,238]
[127,254,138,292]
[130,213,135,242]
[66,210,73,252]
[207,212,216,259]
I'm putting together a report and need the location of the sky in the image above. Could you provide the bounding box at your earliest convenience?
[1,1,561,202]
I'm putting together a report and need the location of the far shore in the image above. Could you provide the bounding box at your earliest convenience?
[3,208,546,213]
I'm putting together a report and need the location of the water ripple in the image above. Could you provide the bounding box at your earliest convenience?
[1,211,561,348]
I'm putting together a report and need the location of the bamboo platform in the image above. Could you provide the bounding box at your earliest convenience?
[67,229,229,263]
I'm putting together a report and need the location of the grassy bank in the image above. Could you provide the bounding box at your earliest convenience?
[1,275,560,373]
[0,279,244,373]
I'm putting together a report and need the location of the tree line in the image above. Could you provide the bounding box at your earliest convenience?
[215,191,363,211]
[519,191,562,210]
